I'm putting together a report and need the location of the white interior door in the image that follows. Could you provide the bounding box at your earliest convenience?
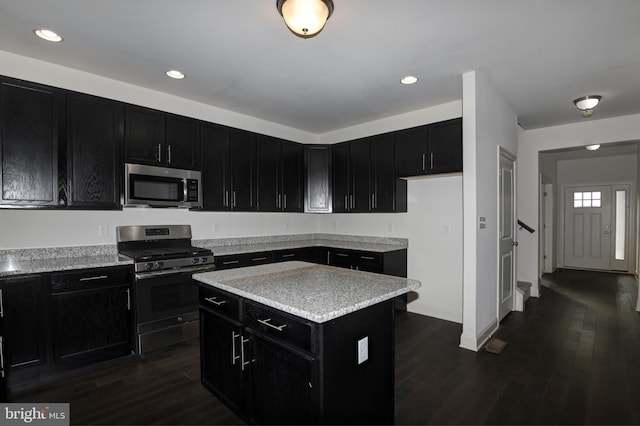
[499,150,516,321]
[563,186,612,270]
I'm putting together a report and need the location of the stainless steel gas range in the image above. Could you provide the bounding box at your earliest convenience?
[116,225,215,355]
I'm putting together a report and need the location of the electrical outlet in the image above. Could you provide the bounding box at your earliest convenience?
[387,223,395,232]
[98,225,107,237]
[284,221,290,231]
[357,336,369,365]
[443,224,451,235]
[212,223,220,233]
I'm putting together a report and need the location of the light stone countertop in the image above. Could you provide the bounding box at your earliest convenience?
[0,255,132,277]
[193,261,421,323]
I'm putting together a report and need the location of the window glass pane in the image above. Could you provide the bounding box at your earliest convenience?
[592,200,601,207]
[574,192,583,200]
[615,190,626,260]
[592,191,601,200]
[584,192,592,200]
[574,200,583,208]
[583,200,592,207]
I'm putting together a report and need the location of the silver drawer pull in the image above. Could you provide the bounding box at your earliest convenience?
[336,253,349,257]
[360,256,375,260]
[222,260,240,265]
[252,257,268,261]
[281,253,296,258]
[257,318,287,331]
[231,332,240,365]
[79,275,109,281]
[205,296,227,306]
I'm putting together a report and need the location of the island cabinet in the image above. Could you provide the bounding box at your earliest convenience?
[201,124,256,211]
[199,283,395,425]
[395,117,462,177]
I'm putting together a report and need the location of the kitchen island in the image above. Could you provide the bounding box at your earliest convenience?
[193,261,420,425]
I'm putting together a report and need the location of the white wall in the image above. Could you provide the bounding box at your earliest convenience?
[0,49,465,321]
[517,114,640,297]
[460,71,518,351]
[316,176,464,322]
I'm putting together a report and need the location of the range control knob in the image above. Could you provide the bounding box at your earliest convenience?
[144,262,154,271]
[154,261,164,270]
[200,257,208,263]
[191,257,201,264]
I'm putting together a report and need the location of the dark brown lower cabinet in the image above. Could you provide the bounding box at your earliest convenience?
[50,266,133,369]
[199,285,394,425]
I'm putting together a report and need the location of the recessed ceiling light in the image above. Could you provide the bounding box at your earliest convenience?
[33,29,63,42]
[400,76,418,85]
[165,70,185,80]
[585,144,601,151]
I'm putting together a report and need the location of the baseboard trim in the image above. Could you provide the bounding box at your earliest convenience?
[458,318,499,352]
[407,301,462,324]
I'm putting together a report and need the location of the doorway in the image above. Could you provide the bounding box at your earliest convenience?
[563,183,632,272]
[498,148,516,320]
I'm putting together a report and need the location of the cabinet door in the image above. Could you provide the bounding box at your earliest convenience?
[427,118,462,174]
[51,285,131,368]
[165,114,200,170]
[256,136,281,212]
[328,249,355,269]
[0,78,61,206]
[124,105,165,166]
[200,308,244,413]
[0,275,46,370]
[247,333,315,425]
[281,142,304,212]
[331,143,350,213]
[66,92,123,209]
[201,123,231,210]
[304,146,332,213]
[229,129,256,211]
[371,134,396,212]
[349,139,371,212]
[395,125,427,177]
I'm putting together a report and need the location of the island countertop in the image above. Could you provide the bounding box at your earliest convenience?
[193,261,421,323]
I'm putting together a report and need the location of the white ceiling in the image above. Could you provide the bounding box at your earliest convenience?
[1,0,639,135]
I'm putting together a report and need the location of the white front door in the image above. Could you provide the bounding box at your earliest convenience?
[563,185,612,270]
[498,150,516,321]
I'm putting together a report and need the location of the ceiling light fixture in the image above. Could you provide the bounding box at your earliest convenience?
[573,95,602,118]
[276,0,334,39]
[165,70,185,80]
[400,76,418,85]
[585,144,601,151]
[33,29,63,42]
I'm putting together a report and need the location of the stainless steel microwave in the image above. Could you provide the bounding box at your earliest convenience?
[124,163,202,208]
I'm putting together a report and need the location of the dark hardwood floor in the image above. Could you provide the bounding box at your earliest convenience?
[10,269,640,425]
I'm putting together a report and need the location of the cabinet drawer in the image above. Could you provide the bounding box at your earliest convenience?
[199,286,241,321]
[244,302,314,354]
[51,266,131,293]
[215,252,274,270]
[272,248,306,262]
[354,252,382,272]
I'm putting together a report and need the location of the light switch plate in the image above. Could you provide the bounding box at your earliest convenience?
[357,336,369,364]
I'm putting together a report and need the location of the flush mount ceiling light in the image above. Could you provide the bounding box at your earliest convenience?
[585,144,601,151]
[400,76,418,85]
[276,0,334,39]
[33,28,63,42]
[573,95,602,118]
[165,70,185,80]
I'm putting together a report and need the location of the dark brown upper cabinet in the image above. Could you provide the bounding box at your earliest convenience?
[370,133,406,213]
[0,76,63,207]
[332,139,371,213]
[125,105,200,170]
[395,118,462,177]
[256,136,304,212]
[64,92,123,209]
[201,124,256,211]
[304,145,332,213]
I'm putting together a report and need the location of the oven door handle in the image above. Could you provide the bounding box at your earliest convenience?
[135,265,217,280]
